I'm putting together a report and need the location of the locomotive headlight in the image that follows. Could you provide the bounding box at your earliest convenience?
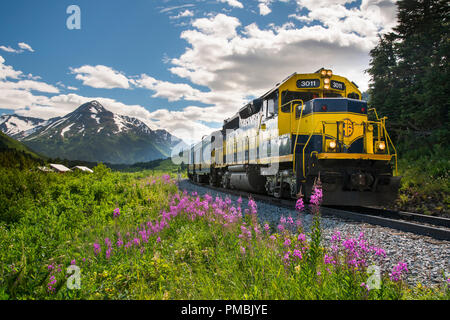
[324,84,330,89]
[321,70,327,77]
[327,139,337,152]
[375,141,386,152]
[324,78,330,84]
[327,70,333,77]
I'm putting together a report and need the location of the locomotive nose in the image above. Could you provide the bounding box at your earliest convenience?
[350,172,374,190]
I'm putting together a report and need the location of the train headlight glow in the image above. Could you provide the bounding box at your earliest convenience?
[327,70,333,77]
[327,140,337,151]
[324,78,330,84]
[324,84,330,89]
[375,141,386,152]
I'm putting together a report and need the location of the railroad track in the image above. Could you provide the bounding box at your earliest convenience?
[185,179,450,242]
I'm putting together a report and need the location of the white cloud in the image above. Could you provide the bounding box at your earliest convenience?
[258,1,273,15]
[0,80,59,93]
[0,46,20,53]
[219,0,244,9]
[70,65,131,89]
[18,42,34,52]
[0,42,35,54]
[168,5,398,98]
[0,55,22,79]
[170,9,194,19]
[160,4,195,13]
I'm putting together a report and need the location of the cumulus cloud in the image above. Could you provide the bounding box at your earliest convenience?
[219,0,244,9]
[258,0,273,15]
[70,65,131,89]
[0,55,22,79]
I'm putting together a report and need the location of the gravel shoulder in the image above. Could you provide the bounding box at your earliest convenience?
[177,179,450,287]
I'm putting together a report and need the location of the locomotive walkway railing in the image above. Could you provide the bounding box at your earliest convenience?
[298,116,398,179]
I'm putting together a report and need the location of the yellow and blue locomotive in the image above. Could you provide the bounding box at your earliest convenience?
[186,68,400,206]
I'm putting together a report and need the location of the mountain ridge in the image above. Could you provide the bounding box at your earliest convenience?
[0,101,179,164]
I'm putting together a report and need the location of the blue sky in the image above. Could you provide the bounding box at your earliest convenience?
[0,0,398,141]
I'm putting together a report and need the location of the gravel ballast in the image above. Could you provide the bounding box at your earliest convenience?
[177,179,449,287]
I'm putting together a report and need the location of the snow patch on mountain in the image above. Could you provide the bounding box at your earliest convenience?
[61,123,74,137]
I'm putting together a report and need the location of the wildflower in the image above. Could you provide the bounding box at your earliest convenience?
[133,238,140,246]
[269,235,276,241]
[310,184,323,207]
[70,259,76,265]
[237,197,242,205]
[287,216,294,225]
[156,236,161,243]
[93,243,101,256]
[106,249,111,260]
[113,208,120,218]
[264,223,270,232]
[283,238,291,247]
[297,233,306,242]
[295,197,305,211]
[280,216,287,224]
[116,238,123,248]
[390,262,408,282]
[293,249,302,260]
[240,246,246,255]
[277,224,285,232]
[47,264,54,271]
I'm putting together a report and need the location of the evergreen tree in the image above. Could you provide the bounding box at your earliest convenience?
[367,0,449,154]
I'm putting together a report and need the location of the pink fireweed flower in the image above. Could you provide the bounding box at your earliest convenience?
[133,238,140,246]
[324,254,335,265]
[297,233,306,242]
[283,238,291,247]
[106,249,111,260]
[237,197,242,205]
[93,243,101,256]
[47,264,54,271]
[295,197,305,211]
[293,249,302,260]
[156,236,161,243]
[240,246,246,255]
[264,224,270,232]
[70,259,76,265]
[280,216,287,224]
[287,216,294,225]
[277,224,285,232]
[113,208,120,218]
[269,235,276,241]
[117,238,123,248]
[309,184,323,207]
[390,262,408,282]
[248,198,257,215]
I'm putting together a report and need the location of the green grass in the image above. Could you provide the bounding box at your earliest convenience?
[0,165,448,300]
[394,145,449,216]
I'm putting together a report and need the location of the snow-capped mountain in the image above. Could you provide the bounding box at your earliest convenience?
[0,101,180,164]
[0,114,52,140]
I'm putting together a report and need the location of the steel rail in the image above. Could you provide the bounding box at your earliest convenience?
[184,179,450,242]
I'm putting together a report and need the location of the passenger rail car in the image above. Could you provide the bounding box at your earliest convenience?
[185,69,400,206]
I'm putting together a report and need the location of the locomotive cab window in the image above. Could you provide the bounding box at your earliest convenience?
[265,91,278,118]
[281,91,315,113]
